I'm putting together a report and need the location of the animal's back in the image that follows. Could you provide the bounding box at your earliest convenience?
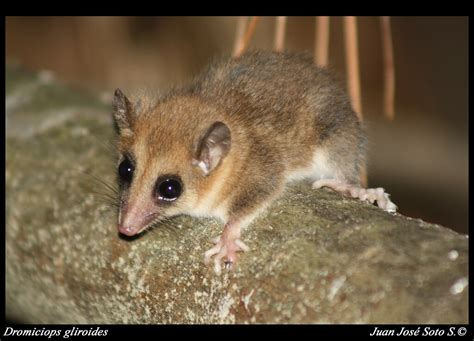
[192,51,351,123]
[188,50,365,183]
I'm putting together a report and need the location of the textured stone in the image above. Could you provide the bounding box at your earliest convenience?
[6,65,468,324]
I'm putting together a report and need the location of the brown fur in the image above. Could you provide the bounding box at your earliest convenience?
[113,50,365,234]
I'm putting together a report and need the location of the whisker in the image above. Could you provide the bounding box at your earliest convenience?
[147,216,182,237]
[161,217,186,237]
[87,190,119,208]
[80,171,119,195]
[88,132,118,156]
[74,168,121,213]
[94,196,120,208]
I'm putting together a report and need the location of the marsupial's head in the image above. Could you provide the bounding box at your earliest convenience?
[112,89,232,236]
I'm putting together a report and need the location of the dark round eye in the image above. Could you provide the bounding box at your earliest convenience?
[118,158,134,183]
[157,178,182,201]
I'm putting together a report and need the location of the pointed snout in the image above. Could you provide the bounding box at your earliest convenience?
[118,203,158,236]
[118,224,142,236]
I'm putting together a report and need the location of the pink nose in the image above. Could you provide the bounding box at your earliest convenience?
[118,198,158,236]
[118,207,158,236]
[118,224,140,236]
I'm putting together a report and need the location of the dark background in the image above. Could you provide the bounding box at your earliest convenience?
[6,16,468,234]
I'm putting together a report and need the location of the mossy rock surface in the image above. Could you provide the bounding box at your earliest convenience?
[6,65,468,324]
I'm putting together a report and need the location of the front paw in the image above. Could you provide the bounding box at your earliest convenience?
[204,235,249,275]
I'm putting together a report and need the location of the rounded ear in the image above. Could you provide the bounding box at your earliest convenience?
[193,122,231,176]
[112,88,134,136]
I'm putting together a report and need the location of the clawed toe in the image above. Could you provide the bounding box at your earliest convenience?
[224,260,233,270]
[204,236,249,274]
[211,235,221,244]
[214,257,223,274]
[234,239,250,252]
[313,179,397,213]
[204,244,221,265]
